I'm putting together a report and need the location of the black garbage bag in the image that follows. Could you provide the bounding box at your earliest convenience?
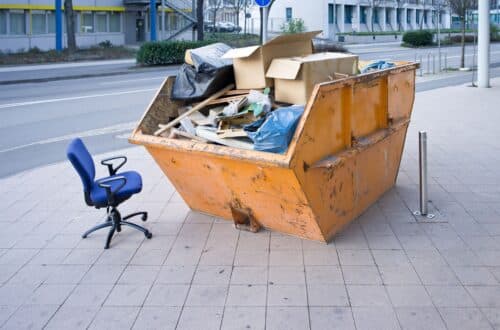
[171,43,234,101]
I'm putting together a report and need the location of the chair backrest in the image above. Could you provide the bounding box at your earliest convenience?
[67,138,96,193]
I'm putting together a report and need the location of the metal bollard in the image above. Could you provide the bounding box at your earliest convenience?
[444,52,448,73]
[427,53,431,74]
[419,55,423,76]
[432,54,436,74]
[414,131,435,219]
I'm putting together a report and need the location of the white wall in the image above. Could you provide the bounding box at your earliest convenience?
[0,33,125,52]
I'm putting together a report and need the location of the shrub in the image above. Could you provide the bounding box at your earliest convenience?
[136,40,215,65]
[402,30,433,47]
[28,46,42,54]
[281,18,306,34]
[446,35,476,44]
[491,24,500,42]
[99,40,113,48]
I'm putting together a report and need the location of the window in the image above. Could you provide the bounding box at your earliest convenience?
[386,8,390,24]
[109,12,120,32]
[328,4,335,24]
[81,12,93,33]
[373,8,379,24]
[360,7,367,24]
[407,10,411,24]
[96,13,107,32]
[345,6,352,24]
[47,11,55,33]
[10,11,26,35]
[416,10,421,24]
[32,11,47,34]
[285,7,292,22]
[0,10,7,34]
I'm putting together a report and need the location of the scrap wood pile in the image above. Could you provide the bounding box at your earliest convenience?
[154,83,303,154]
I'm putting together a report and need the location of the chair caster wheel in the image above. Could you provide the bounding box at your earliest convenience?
[141,213,148,221]
[82,234,87,239]
[145,232,152,239]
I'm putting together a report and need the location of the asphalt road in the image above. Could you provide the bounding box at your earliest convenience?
[1,42,500,178]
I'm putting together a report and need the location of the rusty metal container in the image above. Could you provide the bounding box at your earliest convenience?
[130,63,418,242]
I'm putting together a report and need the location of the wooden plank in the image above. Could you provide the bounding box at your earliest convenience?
[154,84,234,136]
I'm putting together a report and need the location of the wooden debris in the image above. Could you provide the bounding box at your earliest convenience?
[154,84,234,136]
[217,128,248,139]
[168,128,207,142]
[195,127,253,150]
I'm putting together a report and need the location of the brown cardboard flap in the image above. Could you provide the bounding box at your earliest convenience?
[266,58,303,80]
[222,46,260,59]
[265,31,322,46]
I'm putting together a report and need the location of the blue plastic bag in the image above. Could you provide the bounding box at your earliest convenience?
[244,105,304,154]
[360,60,395,73]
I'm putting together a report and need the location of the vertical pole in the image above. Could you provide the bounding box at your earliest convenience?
[419,131,428,216]
[437,4,441,72]
[432,53,435,74]
[262,6,268,44]
[161,0,165,40]
[150,0,157,41]
[444,52,447,72]
[419,55,423,76]
[427,53,431,74]
[478,0,490,88]
[55,0,63,51]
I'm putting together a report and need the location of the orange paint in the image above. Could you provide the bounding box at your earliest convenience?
[130,63,418,242]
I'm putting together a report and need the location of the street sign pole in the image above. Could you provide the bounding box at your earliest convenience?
[262,6,268,43]
[255,0,271,44]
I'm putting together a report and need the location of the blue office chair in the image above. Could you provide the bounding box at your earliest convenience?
[67,138,152,249]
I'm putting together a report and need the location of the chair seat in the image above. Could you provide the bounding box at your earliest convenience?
[90,171,142,207]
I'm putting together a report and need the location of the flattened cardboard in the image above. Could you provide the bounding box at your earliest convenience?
[222,31,321,89]
[266,52,359,105]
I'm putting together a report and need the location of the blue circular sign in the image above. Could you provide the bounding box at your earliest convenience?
[255,0,271,7]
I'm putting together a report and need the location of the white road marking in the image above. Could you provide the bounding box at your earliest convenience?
[0,88,156,109]
[0,122,136,154]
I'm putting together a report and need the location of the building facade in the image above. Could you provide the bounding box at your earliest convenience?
[0,0,193,52]
[250,0,451,39]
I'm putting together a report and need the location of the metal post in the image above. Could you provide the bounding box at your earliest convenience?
[150,0,157,41]
[437,3,441,73]
[262,6,268,44]
[413,131,434,219]
[478,0,490,88]
[419,131,428,215]
[432,53,435,74]
[444,52,447,72]
[419,55,423,76]
[55,0,62,51]
[427,53,431,74]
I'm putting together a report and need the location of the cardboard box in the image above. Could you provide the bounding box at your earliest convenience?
[266,52,359,105]
[222,31,321,89]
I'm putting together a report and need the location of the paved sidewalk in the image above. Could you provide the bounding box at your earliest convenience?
[0,59,178,85]
[1,79,500,329]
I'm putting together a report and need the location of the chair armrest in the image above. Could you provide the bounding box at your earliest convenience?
[101,156,127,176]
[98,176,127,205]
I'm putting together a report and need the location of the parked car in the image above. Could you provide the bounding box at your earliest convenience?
[204,21,215,32]
[215,21,242,33]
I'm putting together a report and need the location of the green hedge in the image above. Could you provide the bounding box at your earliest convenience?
[136,40,215,66]
[402,30,433,47]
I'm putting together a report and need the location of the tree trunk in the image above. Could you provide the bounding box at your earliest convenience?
[259,7,263,43]
[64,0,76,52]
[460,16,465,68]
[196,0,204,40]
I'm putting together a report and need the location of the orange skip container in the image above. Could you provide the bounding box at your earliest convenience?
[130,62,418,242]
